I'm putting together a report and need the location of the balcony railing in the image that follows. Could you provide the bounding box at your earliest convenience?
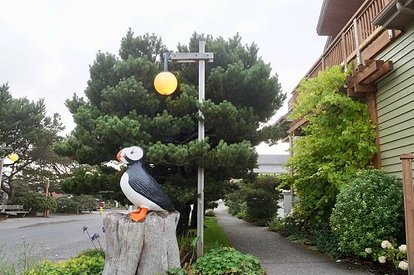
[288,0,392,111]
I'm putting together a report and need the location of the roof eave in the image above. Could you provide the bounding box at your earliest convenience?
[317,0,330,35]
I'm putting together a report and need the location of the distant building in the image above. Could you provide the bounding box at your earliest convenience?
[254,154,290,174]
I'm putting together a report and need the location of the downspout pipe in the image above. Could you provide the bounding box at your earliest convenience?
[396,1,414,15]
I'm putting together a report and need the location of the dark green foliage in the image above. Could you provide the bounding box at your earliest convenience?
[60,165,124,203]
[56,31,285,233]
[225,184,246,216]
[0,84,64,198]
[74,194,98,211]
[259,120,290,145]
[330,169,405,256]
[10,192,57,215]
[56,196,80,214]
[177,231,197,266]
[192,247,265,275]
[287,66,377,225]
[311,227,343,258]
[225,175,281,226]
[55,195,98,213]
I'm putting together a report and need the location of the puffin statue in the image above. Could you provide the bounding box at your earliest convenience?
[117,146,175,222]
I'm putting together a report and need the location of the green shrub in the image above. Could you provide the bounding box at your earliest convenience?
[192,247,265,275]
[330,169,405,257]
[268,214,307,238]
[225,186,246,216]
[225,176,280,225]
[11,192,57,215]
[205,209,215,217]
[245,189,278,226]
[56,196,80,213]
[75,195,98,211]
[27,249,104,275]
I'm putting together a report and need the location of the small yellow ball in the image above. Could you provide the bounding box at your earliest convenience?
[8,153,19,162]
[154,71,178,95]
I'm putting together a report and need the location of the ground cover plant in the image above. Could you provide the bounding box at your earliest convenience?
[192,247,265,275]
[27,249,104,275]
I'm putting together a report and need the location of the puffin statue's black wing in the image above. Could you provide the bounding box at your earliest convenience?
[127,171,175,211]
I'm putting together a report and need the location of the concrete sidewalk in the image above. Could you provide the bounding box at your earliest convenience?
[215,203,371,275]
[0,210,123,230]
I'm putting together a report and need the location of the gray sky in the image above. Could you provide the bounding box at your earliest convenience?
[0,0,326,154]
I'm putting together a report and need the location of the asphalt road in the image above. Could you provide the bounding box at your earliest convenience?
[0,211,108,264]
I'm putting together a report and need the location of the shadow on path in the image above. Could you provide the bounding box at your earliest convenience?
[214,203,371,275]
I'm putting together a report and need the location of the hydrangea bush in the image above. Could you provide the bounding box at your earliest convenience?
[365,240,408,271]
[330,169,405,256]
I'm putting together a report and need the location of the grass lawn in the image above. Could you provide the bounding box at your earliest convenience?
[204,216,231,252]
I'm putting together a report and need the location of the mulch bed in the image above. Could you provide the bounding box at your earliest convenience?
[341,255,407,275]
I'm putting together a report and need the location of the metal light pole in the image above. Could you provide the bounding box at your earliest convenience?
[197,41,206,258]
[156,40,213,257]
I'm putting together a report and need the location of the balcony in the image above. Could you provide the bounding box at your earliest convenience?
[288,0,396,112]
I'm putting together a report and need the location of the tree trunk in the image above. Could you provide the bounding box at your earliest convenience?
[103,211,181,275]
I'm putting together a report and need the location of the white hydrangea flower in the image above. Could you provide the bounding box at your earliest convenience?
[398,261,408,271]
[364,248,372,254]
[378,256,387,263]
[381,240,393,249]
[399,245,407,252]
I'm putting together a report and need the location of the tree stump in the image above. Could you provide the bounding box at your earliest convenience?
[102,211,180,275]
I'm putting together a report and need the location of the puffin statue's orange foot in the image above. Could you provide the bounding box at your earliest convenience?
[130,208,148,222]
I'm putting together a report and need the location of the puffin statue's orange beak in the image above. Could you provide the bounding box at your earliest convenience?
[116,150,122,162]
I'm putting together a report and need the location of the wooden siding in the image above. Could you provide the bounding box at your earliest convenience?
[376,20,414,179]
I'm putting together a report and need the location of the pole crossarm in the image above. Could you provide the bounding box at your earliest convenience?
[170,52,214,63]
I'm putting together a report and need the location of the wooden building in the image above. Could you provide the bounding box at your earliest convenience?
[253,154,289,174]
[287,0,414,178]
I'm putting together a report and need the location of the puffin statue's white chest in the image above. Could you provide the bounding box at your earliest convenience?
[120,172,164,211]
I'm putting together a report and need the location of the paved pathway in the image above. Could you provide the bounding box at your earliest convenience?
[215,203,371,275]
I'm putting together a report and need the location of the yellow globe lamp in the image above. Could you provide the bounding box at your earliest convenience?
[154,71,178,95]
[8,153,19,163]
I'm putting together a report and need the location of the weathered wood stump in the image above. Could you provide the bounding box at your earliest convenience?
[102,211,180,275]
